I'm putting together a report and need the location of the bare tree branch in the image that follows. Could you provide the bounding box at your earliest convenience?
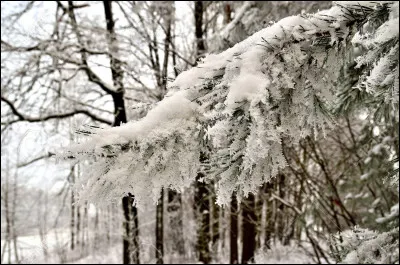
[1,96,112,125]
[17,152,55,168]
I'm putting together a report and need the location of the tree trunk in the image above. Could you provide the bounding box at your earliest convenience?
[94,207,99,249]
[132,203,140,264]
[102,2,139,263]
[195,170,211,264]
[156,189,164,264]
[194,1,206,60]
[165,4,184,257]
[223,3,232,24]
[255,187,264,249]
[83,202,88,251]
[70,166,76,250]
[122,196,132,264]
[167,189,184,255]
[230,193,238,264]
[277,174,285,243]
[264,182,274,249]
[75,164,81,248]
[212,189,220,246]
[241,193,256,264]
[76,205,81,247]
[194,2,210,263]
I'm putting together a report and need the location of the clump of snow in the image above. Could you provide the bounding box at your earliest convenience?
[225,46,270,110]
[376,203,399,224]
[371,143,383,155]
[360,173,370,180]
[345,193,353,200]
[74,91,199,151]
[333,227,399,264]
[351,1,399,104]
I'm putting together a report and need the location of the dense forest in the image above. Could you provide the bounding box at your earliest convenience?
[1,1,399,264]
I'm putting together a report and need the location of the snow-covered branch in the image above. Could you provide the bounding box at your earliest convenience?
[63,1,399,207]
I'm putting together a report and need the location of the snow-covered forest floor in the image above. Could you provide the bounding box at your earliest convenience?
[2,230,323,264]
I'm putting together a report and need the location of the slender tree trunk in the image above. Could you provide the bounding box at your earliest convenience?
[194,2,211,263]
[221,207,226,251]
[133,203,140,264]
[241,193,256,264]
[94,207,99,249]
[83,201,88,251]
[106,205,111,244]
[76,164,81,248]
[39,191,49,258]
[194,1,206,60]
[255,187,264,249]
[70,166,76,250]
[277,174,286,244]
[230,193,238,264]
[76,205,81,247]
[122,196,132,264]
[264,183,274,249]
[167,189,184,255]
[2,163,11,264]
[11,169,19,263]
[166,5,184,257]
[195,169,211,264]
[223,3,232,24]
[156,189,164,264]
[102,2,139,263]
[211,185,220,246]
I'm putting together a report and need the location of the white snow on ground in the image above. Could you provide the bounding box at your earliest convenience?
[1,229,69,264]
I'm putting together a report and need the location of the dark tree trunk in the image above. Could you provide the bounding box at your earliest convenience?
[194,1,206,60]
[230,193,238,264]
[212,189,219,246]
[167,189,184,255]
[223,3,232,24]
[194,2,211,264]
[70,165,75,250]
[277,174,285,243]
[103,2,139,263]
[195,166,211,263]
[122,196,131,264]
[76,205,81,246]
[241,193,256,264]
[133,202,140,264]
[156,189,164,264]
[255,187,264,249]
[264,182,274,249]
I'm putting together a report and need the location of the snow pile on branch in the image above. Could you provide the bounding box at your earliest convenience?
[331,227,399,263]
[352,1,399,103]
[62,1,398,207]
[66,91,201,205]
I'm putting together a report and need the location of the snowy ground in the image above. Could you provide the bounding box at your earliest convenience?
[1,230,122,264]
[2,229,326,264]
[1,229,69,263]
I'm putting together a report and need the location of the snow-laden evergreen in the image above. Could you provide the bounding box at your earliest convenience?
[62,1,398,207]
